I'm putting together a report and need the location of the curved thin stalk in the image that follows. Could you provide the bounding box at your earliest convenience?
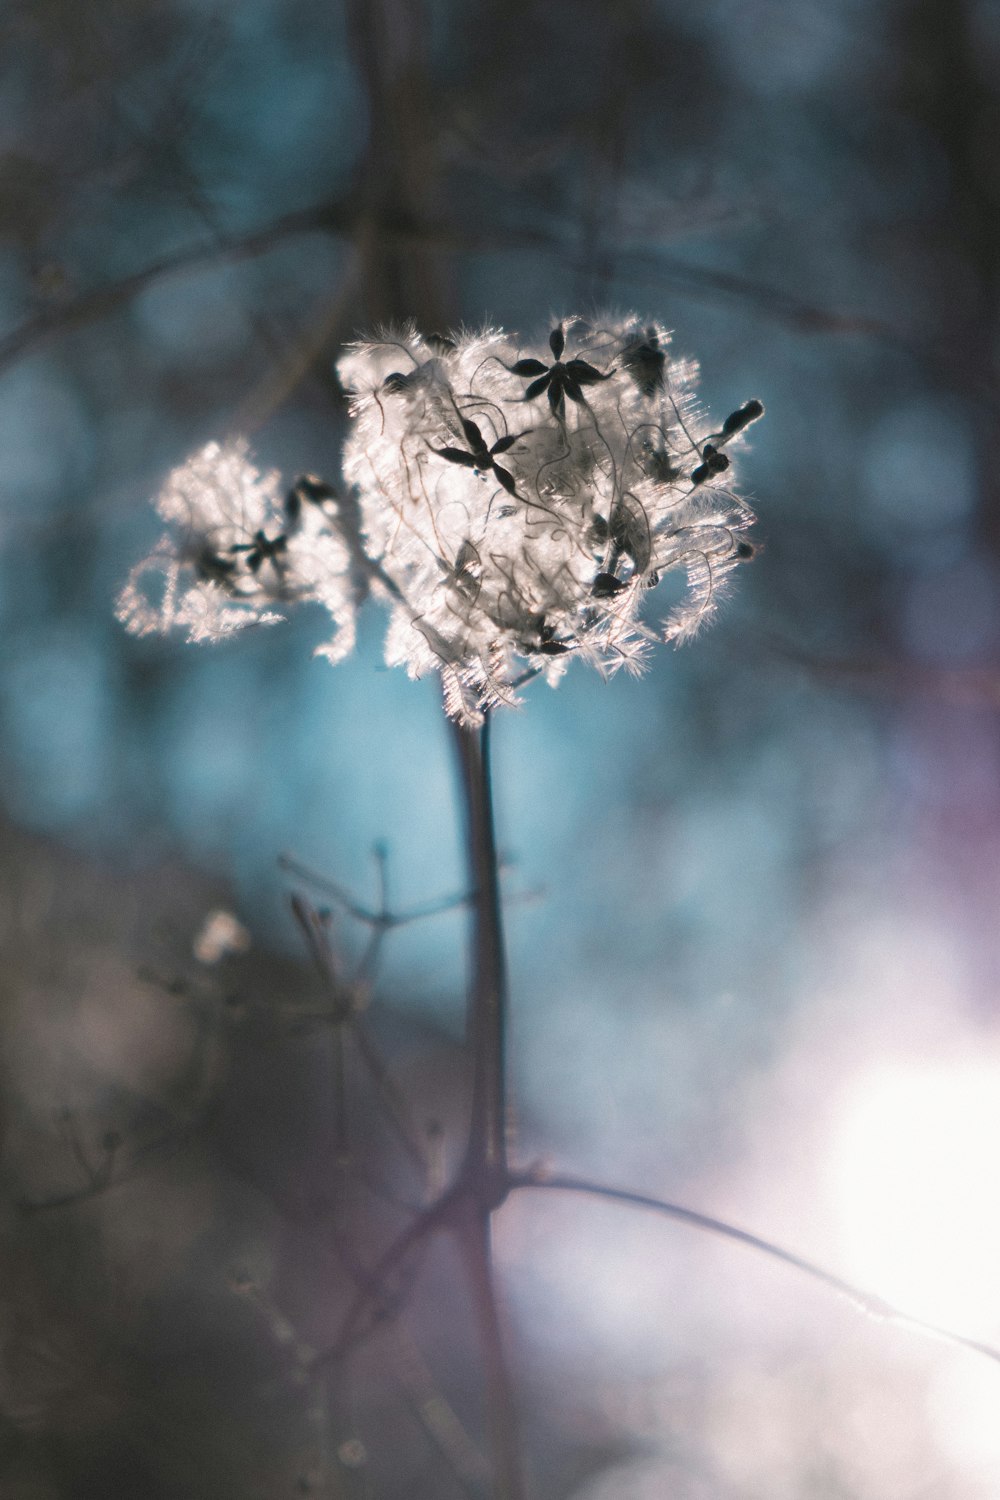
[509,1169,1000,1369]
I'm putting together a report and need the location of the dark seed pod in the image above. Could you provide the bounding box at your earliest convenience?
[297,475,338,503]
[286,474,337,519]
[721,399,764,437]
[643,449,680,484]
[592,571,627,598]
[535,621,570,655]
[460,417,487,451]
[692,445,731,484]
[609,506,632,550]
[736,540,756,559]
[382,371,410,394]
[622,328,666,397]
[425,332,457,354]
[196,547,238,585]
[493,464,519,497]
[509,358,548,377]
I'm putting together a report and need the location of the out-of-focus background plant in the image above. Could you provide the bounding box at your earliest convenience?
[3,1,1000,1496]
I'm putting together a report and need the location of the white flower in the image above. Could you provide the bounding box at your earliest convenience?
[116,440,356,659]
[118,315,760,725]
[338,316,760,721]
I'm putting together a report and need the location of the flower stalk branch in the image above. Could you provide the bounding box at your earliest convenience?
[451,711,510,1199]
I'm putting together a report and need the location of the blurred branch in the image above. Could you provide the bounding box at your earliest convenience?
[310,1141,1000,1424]
[16,969,226,1215]
[386,1323,492,1493]
[289,891,431,1177]
[769,635,1000,709]
[627,251,913,343]
[0,199,353,376]
[311,1186,457,1373]
[280,849,481,931]
[325,1209,491,1493]
[509,1168,1000,1371]
[232,251,362,433]
[1,196,942,388]
[16,1113,205,1215]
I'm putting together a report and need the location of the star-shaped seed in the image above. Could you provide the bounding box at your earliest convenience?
[434,417,522,497]
[507,324,612,419]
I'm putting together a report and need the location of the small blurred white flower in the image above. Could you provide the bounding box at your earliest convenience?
[116,440,356,658]
[118,315,760,724]
[193,909,252,964]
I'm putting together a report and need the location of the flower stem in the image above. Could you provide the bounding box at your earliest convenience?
[450,711,509,1197]
[454,1203,526,1500]
[450,709,526,1500]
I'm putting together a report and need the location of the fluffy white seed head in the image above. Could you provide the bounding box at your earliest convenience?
[116,440,355,658]
[118,315,760,724]
[338,315,758,720]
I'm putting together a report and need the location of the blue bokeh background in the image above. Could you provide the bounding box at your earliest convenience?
[4,1,1000,1494]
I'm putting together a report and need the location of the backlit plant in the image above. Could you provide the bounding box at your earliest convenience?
[118,315,1000,1500]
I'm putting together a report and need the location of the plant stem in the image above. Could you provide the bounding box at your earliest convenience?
[455,1204,526,1500]
[450,709,526,1500]
[450,711,509,1195]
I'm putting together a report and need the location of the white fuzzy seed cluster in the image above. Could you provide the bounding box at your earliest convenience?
[118,314,761,724]
[116,441,356,659]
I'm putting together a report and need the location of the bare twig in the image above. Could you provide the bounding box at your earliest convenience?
[509,1167,1000,1371]
[3,198,942,390]
[311,1186,459,1373]
[0,200,353,376]
[289,892,429,1175]
[17,1117,204,1214]
[280,851,479,930]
